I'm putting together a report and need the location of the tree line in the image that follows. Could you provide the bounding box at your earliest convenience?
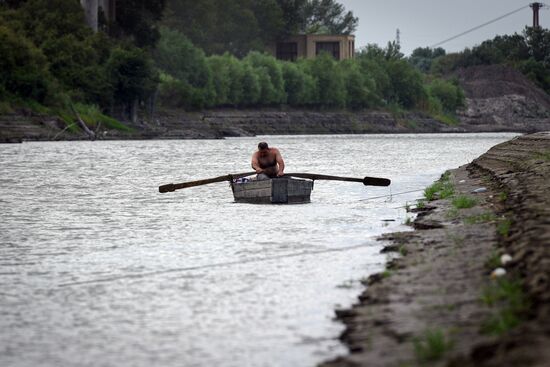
[154,27,464,117]
[410,27,550,95]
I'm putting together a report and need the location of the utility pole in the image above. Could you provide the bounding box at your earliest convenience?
[396,28,401,48]
[530,2,544,28]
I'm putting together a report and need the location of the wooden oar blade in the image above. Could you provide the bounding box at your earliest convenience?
[159,183,176,193]
[363,176,391,186]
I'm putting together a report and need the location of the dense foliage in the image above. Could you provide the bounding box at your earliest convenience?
[0,0,159,121]
[427,27,550,95]
[162,0,357,57]
[0,0,466,128]
[154,30,463,114]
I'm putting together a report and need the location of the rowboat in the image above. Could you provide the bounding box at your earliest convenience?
[231,177,313,204]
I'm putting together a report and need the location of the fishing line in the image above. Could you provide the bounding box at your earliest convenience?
[58,242,379,288]
[359,188,424,202]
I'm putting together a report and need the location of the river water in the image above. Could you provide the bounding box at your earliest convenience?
[0,133,516,367]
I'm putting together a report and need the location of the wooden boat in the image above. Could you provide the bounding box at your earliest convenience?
[231,177,313,204]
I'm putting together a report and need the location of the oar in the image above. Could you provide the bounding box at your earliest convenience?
[283,173,391,186]
[159,171,256,193]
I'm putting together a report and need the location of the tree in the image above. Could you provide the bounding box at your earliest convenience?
[409,47,445,72]
[113,0,166,48]
[0,24,51,102]
[301,0,357,34]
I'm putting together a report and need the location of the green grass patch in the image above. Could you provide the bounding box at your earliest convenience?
[465,212,496,224]
[481,278,529,335]
[497,218,512,238]
[452,195,477,209]
[498,191,508,202]
[417,200,426,209]
[485,249,502,270]
[74,103,134,132]
[0,100,14,114]
[381,270,392,278]
[434,113,460,126]
[424,171,454,200]
[533,150,550,162]
[413,329,453,363]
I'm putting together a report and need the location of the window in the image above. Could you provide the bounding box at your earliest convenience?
[276,42,298,61]
[316,42,340,60]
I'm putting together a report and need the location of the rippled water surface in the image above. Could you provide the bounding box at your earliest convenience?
[0,134,517,367]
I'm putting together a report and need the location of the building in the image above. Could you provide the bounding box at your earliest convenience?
[269,34,355,61]
[80,0,116,32]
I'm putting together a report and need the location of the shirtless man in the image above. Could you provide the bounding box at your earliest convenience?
[251,142,285,179]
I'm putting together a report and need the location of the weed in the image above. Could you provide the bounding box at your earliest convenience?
[405,217,412,225]
[0,101,13,114]
[382,270,392,278]
[417,200,426,209]
[485,249,502,270]
[465,212,497,224]
[424,171,454,201]
[446,207,459,219]
[413,329,453,362]
[498,192,508,202]
[435,113,460,126]
[533,150,550,162]
[399,245,408,256]
[497,219,512,238]
[405,202,411,212]
[447,233,464,246]
[452,195,477,209]
[481,278,529,335]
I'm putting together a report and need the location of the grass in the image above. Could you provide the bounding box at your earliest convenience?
[424,172,454,201]
[497,218,512,238]
[413,329,453,362]
[533,150,550,162]
[74,103,134,132]
[405,217,412,225]
[452,195,477,209]
[481,277,529,335]
[498,191,508,202]
[381,270,392,279]
[485,249,502,270]
[417,200,426,209]
[434,113,460,126]
[0,100,14,114]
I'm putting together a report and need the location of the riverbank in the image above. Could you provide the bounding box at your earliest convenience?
[323,132,550,367]
[3,108,550,143]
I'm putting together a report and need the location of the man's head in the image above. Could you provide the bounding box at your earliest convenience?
[258,142,268,151]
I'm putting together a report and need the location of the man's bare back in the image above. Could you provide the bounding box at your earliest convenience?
[251,142,285,178]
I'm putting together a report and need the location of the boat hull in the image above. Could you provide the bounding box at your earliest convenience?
[231,177,313,204]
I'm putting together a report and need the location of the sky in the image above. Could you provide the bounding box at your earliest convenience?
[338,0,550,55]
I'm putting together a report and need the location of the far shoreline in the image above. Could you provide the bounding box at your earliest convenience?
[2,108,550,144]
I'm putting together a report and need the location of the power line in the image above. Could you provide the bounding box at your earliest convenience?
[430,5,530,48]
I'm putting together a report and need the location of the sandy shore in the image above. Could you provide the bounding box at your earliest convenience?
[322,132,550,367]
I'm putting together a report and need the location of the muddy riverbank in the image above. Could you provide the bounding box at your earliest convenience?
[2,108,550,143]
[323,132,550,367]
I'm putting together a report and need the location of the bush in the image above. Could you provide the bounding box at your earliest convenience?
[306,52,346,107]
[0,24,52,102]
[106,46,158,106]
[428,78,465,112]
[244,52,286,105]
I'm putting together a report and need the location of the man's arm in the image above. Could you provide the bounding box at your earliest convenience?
[275,149,285,176]
[251,152,262,173]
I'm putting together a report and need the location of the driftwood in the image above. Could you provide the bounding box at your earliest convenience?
[70,104,96,140]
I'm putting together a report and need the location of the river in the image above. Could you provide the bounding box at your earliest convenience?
[0,133,517,367]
